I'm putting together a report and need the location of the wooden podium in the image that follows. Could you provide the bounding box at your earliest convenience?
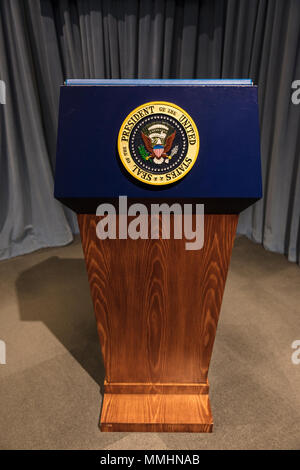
[55,79,262,432]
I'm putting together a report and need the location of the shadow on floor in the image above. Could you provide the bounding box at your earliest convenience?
[15,256,105,391]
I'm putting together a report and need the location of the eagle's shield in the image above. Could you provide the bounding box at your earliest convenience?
[153,145,164,157]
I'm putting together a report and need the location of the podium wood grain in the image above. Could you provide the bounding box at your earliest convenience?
[78,214,238,432]
[101,394,213,432]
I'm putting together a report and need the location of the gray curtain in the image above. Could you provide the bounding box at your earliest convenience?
[0,0,299,263]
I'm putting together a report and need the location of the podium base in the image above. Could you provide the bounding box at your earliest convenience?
[100,393,213,432]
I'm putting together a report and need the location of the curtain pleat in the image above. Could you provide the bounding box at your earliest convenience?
[0,0,299,263]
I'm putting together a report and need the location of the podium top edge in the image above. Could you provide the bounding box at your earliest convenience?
[65,79,254,86]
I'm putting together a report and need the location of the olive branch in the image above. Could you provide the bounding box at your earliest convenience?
[138,145,152,162]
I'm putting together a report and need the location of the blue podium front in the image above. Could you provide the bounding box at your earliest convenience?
[55,79,262,213]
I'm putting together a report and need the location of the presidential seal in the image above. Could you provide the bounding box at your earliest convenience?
[117,101,199,185]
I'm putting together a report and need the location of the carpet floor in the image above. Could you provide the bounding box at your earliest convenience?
[0,236,299,449]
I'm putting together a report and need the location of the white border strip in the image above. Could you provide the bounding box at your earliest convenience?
[65,79,253,86]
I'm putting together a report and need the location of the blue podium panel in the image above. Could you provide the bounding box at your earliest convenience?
[54,81,262,213]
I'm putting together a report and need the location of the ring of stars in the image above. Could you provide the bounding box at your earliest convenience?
[129,114,188,174]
